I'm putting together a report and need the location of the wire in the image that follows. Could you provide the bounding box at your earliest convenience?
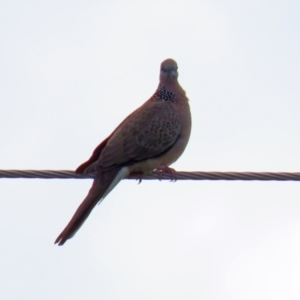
[1,169,300,181]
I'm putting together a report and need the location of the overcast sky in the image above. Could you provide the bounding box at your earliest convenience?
[1,1,300,299]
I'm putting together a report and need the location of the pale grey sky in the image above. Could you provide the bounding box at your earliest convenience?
[1,1,300,299]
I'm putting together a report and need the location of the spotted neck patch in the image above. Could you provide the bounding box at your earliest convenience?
[152,85,176,103]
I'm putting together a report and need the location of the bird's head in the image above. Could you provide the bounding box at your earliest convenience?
[160,58,178,80]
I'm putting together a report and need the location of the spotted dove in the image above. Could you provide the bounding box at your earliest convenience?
[55,58,192,245]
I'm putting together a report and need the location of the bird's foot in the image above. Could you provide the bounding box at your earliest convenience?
[153,165,177,181]
[130,172,144,184]
[136,173,143,184]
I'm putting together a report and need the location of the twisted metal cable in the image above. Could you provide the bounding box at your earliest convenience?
[1,169,300,181]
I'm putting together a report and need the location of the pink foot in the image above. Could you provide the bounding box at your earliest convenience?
[153,164,177,181]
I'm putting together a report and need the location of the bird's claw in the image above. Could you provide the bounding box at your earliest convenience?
[130,172,143,184]
[153,165,177,181]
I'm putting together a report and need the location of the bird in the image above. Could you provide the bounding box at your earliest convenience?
[55,58,192,245]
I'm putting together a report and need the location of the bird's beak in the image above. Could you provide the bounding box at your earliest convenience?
[170,70,178,78]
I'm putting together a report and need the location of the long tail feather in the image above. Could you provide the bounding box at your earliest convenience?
[55,167,128,246]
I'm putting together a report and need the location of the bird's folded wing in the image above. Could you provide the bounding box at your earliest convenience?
[87,101,182,171]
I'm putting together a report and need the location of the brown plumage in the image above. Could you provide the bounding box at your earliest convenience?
[55,58,192,245]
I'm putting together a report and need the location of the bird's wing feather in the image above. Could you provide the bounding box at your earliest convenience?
[75,137,110,173]
[75,104,144,173]
[94,101,181,170]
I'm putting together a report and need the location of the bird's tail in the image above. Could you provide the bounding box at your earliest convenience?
[55,167,129,246]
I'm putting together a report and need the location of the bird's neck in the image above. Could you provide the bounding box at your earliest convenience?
[152,80,185,103]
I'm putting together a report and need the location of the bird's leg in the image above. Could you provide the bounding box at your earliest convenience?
[136,173,143,184]
[153,164,177,181]
[129,172,144,184]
